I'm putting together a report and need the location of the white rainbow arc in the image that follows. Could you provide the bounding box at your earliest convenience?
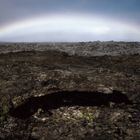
[0,15,140,41]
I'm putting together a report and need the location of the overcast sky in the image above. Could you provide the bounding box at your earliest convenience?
[0,0,140,42]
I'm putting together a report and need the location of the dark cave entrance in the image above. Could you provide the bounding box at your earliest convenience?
[9,90,131,119]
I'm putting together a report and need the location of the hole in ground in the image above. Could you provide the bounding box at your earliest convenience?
[9,90,131,119]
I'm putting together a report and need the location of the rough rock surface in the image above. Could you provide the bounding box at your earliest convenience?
[0,43,140,140]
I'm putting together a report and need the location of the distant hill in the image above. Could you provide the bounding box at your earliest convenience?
[0,41,140,56]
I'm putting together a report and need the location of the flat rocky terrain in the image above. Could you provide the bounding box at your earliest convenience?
[0,42,140,140]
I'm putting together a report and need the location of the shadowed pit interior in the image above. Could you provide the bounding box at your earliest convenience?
[10,90,131,119]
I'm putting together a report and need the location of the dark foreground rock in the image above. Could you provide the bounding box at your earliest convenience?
[0,50,140,140]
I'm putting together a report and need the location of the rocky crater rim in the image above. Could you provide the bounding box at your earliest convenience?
[9,90,132,120]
